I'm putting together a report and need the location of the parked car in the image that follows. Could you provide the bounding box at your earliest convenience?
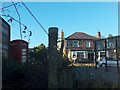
[96,57,120,68]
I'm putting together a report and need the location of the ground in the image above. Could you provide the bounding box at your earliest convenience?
[70,63,120,88]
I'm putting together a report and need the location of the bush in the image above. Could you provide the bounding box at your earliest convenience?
[2,59,48,89]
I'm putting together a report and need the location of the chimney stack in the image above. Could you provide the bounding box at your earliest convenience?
[60,29,64,54]
[96,31,101,38]
[60,29,64,40]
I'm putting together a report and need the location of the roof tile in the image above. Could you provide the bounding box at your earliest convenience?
[66,32,98,40]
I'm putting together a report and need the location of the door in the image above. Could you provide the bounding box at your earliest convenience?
[88,52,94,62]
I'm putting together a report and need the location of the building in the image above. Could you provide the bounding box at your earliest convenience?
[57,29,64,52]
[0,17,10,66]
[60,31,101,62]
[9,40,28,63]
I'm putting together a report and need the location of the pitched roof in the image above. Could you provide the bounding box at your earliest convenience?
[66,32,98,40]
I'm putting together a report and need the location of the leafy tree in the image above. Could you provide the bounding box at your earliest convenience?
[28,43,48,65]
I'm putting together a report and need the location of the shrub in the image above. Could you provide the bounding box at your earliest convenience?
[2,59,48,89]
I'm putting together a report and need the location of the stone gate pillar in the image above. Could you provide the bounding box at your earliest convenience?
[48,27,58,49]
[48,27,58,88]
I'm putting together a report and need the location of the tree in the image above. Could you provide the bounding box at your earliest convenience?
[28,43,48,65]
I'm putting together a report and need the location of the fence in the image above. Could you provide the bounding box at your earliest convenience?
[94,35,120,70]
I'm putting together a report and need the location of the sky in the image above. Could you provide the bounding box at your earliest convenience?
[1,2,118,48]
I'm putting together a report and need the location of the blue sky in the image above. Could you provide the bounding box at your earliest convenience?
[1,2,118,48]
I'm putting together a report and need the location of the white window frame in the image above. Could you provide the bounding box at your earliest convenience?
[73,40,79,47]
[85,41,91,48]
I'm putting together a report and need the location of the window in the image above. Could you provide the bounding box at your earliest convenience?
[107,38,116,49]
[22,52,26,55]
[85,41,91,48]
[22,49,26,51]
[77,52,84,59]
[73,40,79,47]
[67,40,72,47]
[21,56,27,62]
[96,40,105,50]
[22,56,27,59]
